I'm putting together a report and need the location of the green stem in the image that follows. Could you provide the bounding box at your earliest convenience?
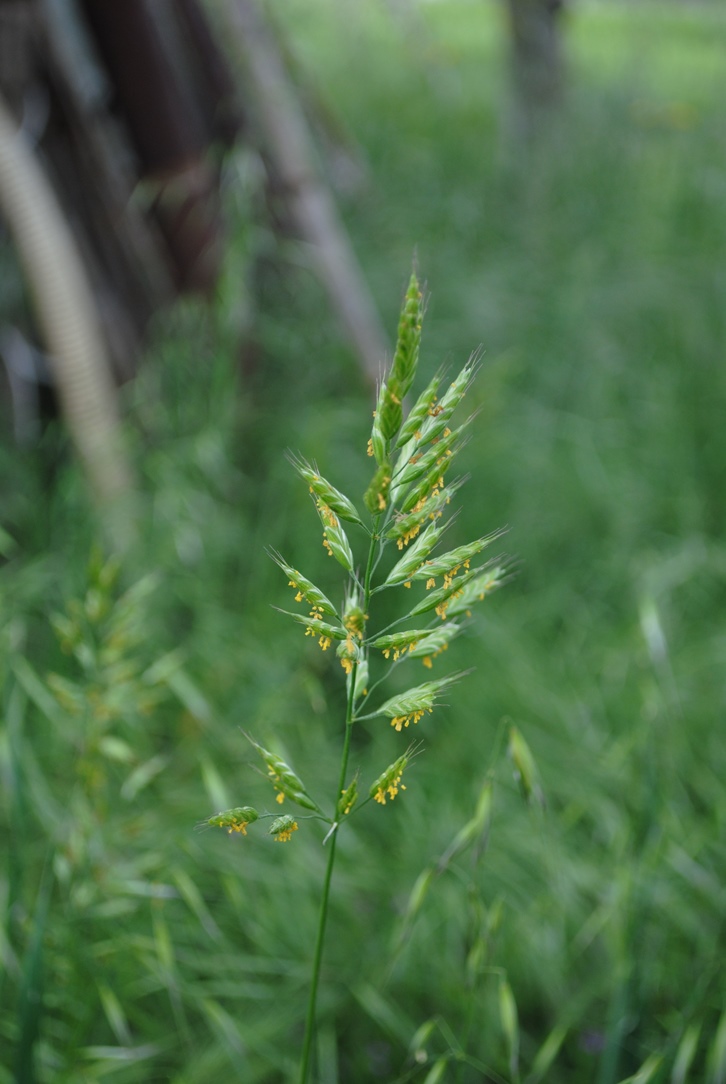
[298,802,341,1084]
[298,531,380,1084]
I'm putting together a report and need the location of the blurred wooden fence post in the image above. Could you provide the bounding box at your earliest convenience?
[216,0,389,385]
[505,0,565,144]
[0,92,136,550]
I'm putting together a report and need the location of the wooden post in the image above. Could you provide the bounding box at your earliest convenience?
[505,0,565,145]
[0,93,136,549]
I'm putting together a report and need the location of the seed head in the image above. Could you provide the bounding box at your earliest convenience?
[269,815,299,842]
[369,750,413,805]
[207,806,259,835]
[377,673,464,730]
[338,778,359,817]
[290,456,364,526]
[247,736,322,813]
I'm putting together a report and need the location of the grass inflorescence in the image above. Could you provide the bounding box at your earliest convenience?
[204,270,509,1082]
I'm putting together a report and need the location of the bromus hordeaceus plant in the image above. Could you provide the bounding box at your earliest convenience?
[204,271,511,1083]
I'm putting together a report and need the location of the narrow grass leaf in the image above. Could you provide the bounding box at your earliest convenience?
[121,754,168,800]
[707,1010,726,1084]
[527,1025,568,1084]
[152,911,175,975]
[499,977,519,1081]
[400,867,435,933]
[352,982,415,1044]
[171,868,222,941]
[423,1057,449,1084]
[409,1018,439,1059]
[81,1042,165,1064]
[200,755,230,813]
[15,857,53,1084]
[436,778,493,871]
[317,1022,339,1084]
[98,736,135,763]
[672,1023,700,1084]
[617,1053,664,1084]
[165,668,213,726]
[508,726,545,808]
[11,656,66,728]
[201,998,246,1058]
[98,984,132,1046]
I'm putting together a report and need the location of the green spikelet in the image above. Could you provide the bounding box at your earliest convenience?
[207,807,259,835]
[363,461,392,515]
[389,271,424,404]
[269,551,339,617]
[364,268,424,502]
[338,778,359,817]
[246,736,323,813]
[395,372,442,448]
[291,456,364,526]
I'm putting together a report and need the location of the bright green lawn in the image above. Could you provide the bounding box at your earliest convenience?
[2,2,726,1082]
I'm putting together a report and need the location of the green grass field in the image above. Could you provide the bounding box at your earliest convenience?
[2,2,726,1081]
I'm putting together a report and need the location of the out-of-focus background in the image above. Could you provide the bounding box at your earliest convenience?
[2,0,726,1081]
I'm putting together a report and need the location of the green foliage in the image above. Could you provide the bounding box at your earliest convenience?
[2,2,726,1082]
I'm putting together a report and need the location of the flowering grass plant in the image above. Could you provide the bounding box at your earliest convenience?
[204,271,510,1082]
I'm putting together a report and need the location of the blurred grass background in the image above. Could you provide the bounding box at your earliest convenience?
[2,1,726,1081]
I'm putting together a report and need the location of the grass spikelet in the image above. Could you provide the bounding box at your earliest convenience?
[405,531,507,588]
[389,270,424,404]
[380,521,443,588]
[445,561,512,617]
[315,501,356,571]
[363,461,393,514]
[406,622,462,667]
[507,726,545,808]
[290,456,365,526]
[385,479,464,549]
[393,421,463,492]
[337,778,359,817]
[369,749,412,804]
[376,378,404,442]
[269,551,339,617]
[406,564,486,620]
[207,807,259,835]
[374,673,465,731]
[276,609,347,649]
[395,372,442,448]
[371,629,433,660]
[246,736,322,813]
[269,815,299,842]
